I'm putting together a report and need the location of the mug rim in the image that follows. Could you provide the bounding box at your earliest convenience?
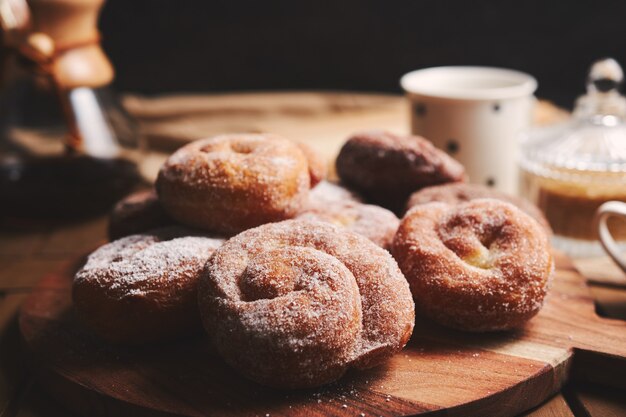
[400,66,537,101]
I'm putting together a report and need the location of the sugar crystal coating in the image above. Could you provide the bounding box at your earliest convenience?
[198,219,415,388]
[406,182,552,234]
[307,180,363,205]
[157,134,312,234]
[297,200,399,249]
[392,199,553,332]
[74,226,225,344]
[336,130,466,211]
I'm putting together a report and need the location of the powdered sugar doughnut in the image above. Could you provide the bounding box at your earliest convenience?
[308,180,363,205]
[296,142,327,187]
[73,227,224,344]
[297,201,399,249]
[198,219,414,388]
[108,189,174,240]
[156,134,312,234]
[406,183,552,234]
[392,199,552,332]
[336,130,466,212]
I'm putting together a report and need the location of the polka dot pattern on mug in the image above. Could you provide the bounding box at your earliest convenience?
[446,140,459,155]
[414,103,427,117]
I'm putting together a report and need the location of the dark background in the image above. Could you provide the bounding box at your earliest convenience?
[99,0,626,108]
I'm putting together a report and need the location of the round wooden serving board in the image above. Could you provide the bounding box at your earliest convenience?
[18,252,626,417]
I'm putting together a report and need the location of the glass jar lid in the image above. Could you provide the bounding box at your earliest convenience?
[522,58,626,174]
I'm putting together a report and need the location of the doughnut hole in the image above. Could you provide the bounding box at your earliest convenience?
[437,207,505,271]
[229,140,255,154]
[199,144,216,153]
[239,250,297,301]
[461,246,493,270]
[327,212,358,227]
[200,140,255,155]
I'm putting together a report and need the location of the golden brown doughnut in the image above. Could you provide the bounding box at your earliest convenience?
[108,189,174,240]
[297,201,399,249]
[156,134,312,234]
[296,142,327,187]
[198,219,414,388]
[73,227,224,344]
[336,130,466,212]
[308,180,363,205]
[406,183,552,234]
[392,199,552,332]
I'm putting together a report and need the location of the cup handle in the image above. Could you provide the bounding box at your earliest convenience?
[595,201,626,272]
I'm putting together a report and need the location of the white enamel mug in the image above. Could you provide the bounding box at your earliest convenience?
[596,201,626,273]
[401,66,537,194]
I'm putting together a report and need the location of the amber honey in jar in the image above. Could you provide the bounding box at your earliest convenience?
[520,58,626,257]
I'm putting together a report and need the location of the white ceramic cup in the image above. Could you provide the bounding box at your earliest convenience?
[401,66,537,194]
[595,201,626,272]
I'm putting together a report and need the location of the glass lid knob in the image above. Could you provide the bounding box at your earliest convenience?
[588,58,623,93]
[575,57,626,119]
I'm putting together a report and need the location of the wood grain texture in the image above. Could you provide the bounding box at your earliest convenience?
[17,252,626,417]
[124,92,568,181]
[126,92,407,181]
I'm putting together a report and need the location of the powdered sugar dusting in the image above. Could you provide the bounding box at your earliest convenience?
[335,130,466,204]
[297,200,399,249]
[156,134,312,234]
[308,181,363,205]
[75,227,225,300]
[406,182,551,233]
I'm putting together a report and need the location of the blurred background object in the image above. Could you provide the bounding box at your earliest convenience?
[401,66,537,194]
[98,0,626,108]
[0,0,141,219]
[521,58,626,257]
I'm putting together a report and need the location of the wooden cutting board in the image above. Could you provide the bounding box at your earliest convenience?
[18,252,626,417]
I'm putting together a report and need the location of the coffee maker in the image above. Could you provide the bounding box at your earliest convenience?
[0,0,142,218]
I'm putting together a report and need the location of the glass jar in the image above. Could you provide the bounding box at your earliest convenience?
[520,58,626,257]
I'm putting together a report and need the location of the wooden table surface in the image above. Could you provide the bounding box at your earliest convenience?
[1,92,625,417]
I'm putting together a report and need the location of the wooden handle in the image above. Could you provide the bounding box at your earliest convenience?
[570,315,626,390]
[27,0,113,89]
[554,255,626,389]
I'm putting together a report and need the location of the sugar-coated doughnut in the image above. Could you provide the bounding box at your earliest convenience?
[336,130,466,212]
[198,219,414,388]
[296,142,327,187]
[108,189,174,240]
[308,180,363,205]
[73,227,224,344]
[406,183,552,234]
[156,134,313,234]
[297,201,399,249]
[392,199,552,332]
